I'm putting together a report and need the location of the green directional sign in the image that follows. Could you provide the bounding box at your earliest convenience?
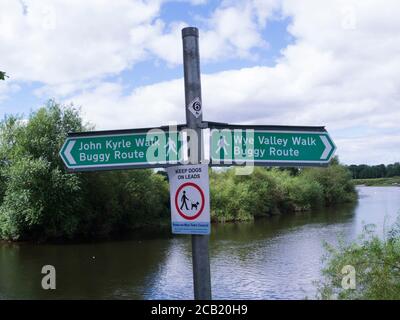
[60,130,184,171]
[210,128,336,166]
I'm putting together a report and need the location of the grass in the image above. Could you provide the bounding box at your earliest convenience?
[352,176,400,186]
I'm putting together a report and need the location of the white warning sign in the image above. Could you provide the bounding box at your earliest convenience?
[167,164,210,235]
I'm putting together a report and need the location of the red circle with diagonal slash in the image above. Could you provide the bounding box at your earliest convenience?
[175,182,205,220]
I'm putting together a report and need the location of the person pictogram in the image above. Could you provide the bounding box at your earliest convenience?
[215,135,230,154]
[180,190,190,210]
[165,137,178,155]
[174,182,205,221]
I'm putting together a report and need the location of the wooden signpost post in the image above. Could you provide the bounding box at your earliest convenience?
[60,27,336,300]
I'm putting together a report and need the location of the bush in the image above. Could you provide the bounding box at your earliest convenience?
[317,219,400,299]
[282,175,324,211]
[210,163,356,222]
[0,157,82,240]
[210,169,254,222]
[0,101,170,241]
[301,163,357,206]
[77,170,170,237]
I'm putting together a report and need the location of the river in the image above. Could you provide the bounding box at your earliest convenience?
[0,186,399,299]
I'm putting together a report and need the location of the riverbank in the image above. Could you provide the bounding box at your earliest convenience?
[352,176,400,186]
[210,165,357,223]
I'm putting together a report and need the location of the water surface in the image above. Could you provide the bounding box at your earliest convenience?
[0,186,399,299]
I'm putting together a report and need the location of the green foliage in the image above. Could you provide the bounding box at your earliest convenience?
[317,219,400,299]
[0,102,86,240]
[77,170,169,237]
[281,174,324,211]
[210,168,288,221]
[348,162,400,179]
[301,164,357,206]
[0,101,169,241]
[0,157,82,240]
[210,164,355,222]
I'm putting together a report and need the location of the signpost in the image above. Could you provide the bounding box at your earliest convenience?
[60,128,183,171]
[182,27,212,300]
[210,126,336,166]
[59,26,337,301]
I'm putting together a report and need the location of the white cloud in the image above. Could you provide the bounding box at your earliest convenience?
[131,19,188,66]
[0,0,164,91]
[197,0,282,61]
[66,0,400,164]
[0,0,276,98]
[1,0,400,164]
[68,80,185,130]
[337,135,400,165]
[0,81,20,105]
[200,2,267,60]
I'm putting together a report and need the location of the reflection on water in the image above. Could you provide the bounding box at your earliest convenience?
[0,186,399,299]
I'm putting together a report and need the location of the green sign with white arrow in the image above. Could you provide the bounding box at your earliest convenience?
[210,128,336,166]
[60,130,183,171]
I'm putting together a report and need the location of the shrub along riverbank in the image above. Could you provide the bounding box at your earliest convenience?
[0,102,356,241]
[318,219,400,299]
[210,164,356,222]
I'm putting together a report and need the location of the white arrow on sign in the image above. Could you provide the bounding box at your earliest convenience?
[64,140,76,164]
[319,135,333,160]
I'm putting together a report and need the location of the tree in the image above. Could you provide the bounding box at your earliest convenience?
[0,101,170,240]
[347,163,400,179]
[0,101,86,240]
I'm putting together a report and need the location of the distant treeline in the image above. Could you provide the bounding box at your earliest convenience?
[347,163,400,179]
[0,102,356,241]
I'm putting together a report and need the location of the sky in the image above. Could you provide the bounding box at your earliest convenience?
[0,0,399,165]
